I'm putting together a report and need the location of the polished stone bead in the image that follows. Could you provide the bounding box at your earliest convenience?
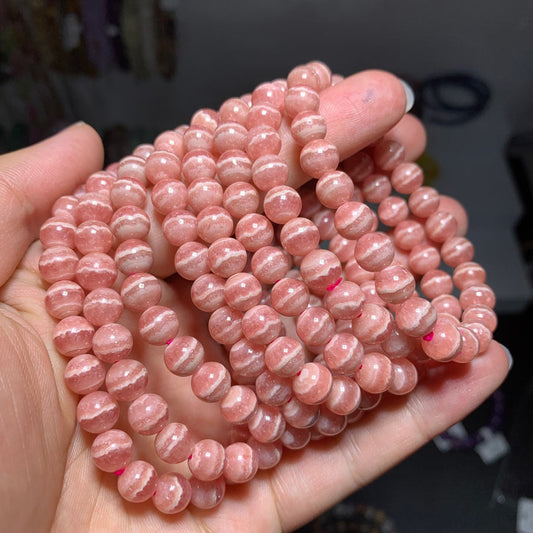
[396,296,437,337]
[45,280,85,320]
[91,429,133,472]
[325,375,362,415]
[189,439,225,481]
[251,246,291,284]
[296,306,336,346]
[120,273,161,313]
[323,332,364,375]
[208,305,243,345]
[292,362,333,405]
[39,246,79,284]
[114,239,153,275]
[138,305,180,345]
[155,422,194,464]
[223,181,260,218]
[191,362,231,402]
[354,352,393,394]
[106,359,148,402]
[229,339,266,378]
[117,460,157,503]
[248,404,286,443]
[189,476,226,509]
[128,393,169,435]
[53,315,95,357]
[388,358,418,395]
[207,238,248,278]
[334,201,376,240]
[352,303,393,344]
[64,353,106,395]
[92,323,133,363]
[153,472,191,514]
[151,179,188,215]
[77,390,120,433]
[190,273,226,312]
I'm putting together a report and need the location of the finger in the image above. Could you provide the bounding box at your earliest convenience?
[285,70,411,188]
[384,113,427,161]
[271,341,509,531]
[0,123,104,286]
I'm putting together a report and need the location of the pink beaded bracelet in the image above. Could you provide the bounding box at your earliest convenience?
[39,61,497,515]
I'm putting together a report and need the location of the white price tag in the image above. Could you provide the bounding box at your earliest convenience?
[517,497,533,533]
[474,427,510,465]
[433,422,468,452]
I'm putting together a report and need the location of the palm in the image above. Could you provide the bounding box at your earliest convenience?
[0,73,509,533]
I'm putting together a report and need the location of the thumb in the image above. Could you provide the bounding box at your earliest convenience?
[0,122,104,286]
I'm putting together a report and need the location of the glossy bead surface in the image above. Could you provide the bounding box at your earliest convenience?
[153,473,192,514]
[323,332,364,375]
[105,359,148,402]
[396,297,437,337]
[117,460,157,503]
[191,362,231,402]
[128,393,169,435]
[77,391,120,433]
[138,306,180,345]
[354,352,392,394]
[45,280,84,320]
[155,422,194,464]
[64,353,106,395]
[352,303,393,344]
[296,306,335,346]
[292,362,333,405]
[91,429,133,472]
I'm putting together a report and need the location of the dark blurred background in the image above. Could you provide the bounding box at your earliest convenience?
[1,1,532,531]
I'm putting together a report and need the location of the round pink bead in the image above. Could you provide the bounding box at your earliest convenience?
[45,280,84,320]
[354,232,395,272]
[76,252,117,291]
[164,336,205,377]
[354,352,392,394]
[216,150,252,187]
[281,426,312,450]
[117,155,147,184]
[246,104,281,129]
[315,170,354,209]
[91,429,133,473]
[52,195,78,218]
[334,201,376,240]
[155,422,194,464]
[441,237,475,267]
[292,362,333,405]
[460,284,496,309]
[224,272,262,311]
[282,398,319,429]
[432,294,462,318]
[252,81,285,110]
[396,296,438,337]
[280,217,320,256]
[190,273,225,312]
[235,213,274,252]
[207,238,247,278]
[360,280,386,307]
[251,154,289,192]
[241,304,281,345]
[421,319,462,361]
[196,206,234,244]
[263,185,302,224]
[361,174,392,204]
[462,304,498,332]
[343,151,373,183]
[53,315,95,357]
[110,178,147,209]
[408,244,441,275]
[358,391,383,411]
[425,211,458,243]
[128,393,169,435]
[374,264,415,304]
[220,385,258,424]
[83,288,123,327]
[120,273,161,313]
[313,208,337,241]
[323,332,364,375]
[290,110,327,145]
[106,359,148,401]
[463,322,492,354]
[154,130,184,156]
[251,246,291,284]
[153,473,191,515]
[187,178,223,213]
[189,439,225,481]
[315,408,348,437]
[453,326,481,363]
[92,323,132,363]
[77,390,120,433]
[86,170,116,192]
[307,60,332,89]
[183,126,215,153]
[39,246,78,283]
[388,358,418,395]
[287,64,321,90]
[75,221,113,254]
[453,261,487,290]
[248,404,286,443]
[40,216,76,248]
[138,305,179,345]
[229,339,266,378]
[378,196,409,227]
[151,179,188,215]
[264,336,305,377]
[219,97,249,125]
[300,249,342,295]
[296,306,335,346]
[114,239,153,275]
[393,220,425,251]
[174,241,209,281]
[381,326,416,359]
[408,187,440,218]
[246,125,281,160]
[109,206,150,242]
[255,371,292,406]
[190,108,218,133]
[323,280,365,320]
[213,123,248,154]
[189,477,226,509]
[284,85,320,118]
[75,192,113,224]
[373,140,405,171]
[325,375,362,415]
[64,353,105,395]
[162,210,198,247]
[270,278,308,316]
[191,362,231,402]
[223,181,260,218]
[420,269,454,299]
[208,305,243,345]
[391,162,424,194]
[352,303,393,344]
[182,150,217,186]
[300,139,340,179]
[117,460,157,503]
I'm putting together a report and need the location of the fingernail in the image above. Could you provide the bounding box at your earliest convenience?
[399,79,415,113]
[501,344,513,370]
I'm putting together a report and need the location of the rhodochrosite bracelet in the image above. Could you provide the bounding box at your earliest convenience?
[38,61,497,514]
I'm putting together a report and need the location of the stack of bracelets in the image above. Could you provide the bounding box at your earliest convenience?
[38,61,497,514]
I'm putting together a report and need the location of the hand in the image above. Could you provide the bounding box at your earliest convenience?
[0,70,510,533]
